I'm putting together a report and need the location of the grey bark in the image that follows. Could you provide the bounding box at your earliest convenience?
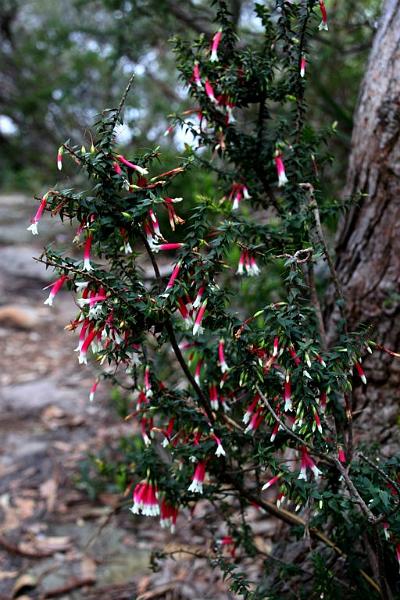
[333,0,400,455]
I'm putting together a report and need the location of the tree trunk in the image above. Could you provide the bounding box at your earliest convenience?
[333,0,400,455]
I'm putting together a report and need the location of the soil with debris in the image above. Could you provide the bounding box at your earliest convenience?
[0,194,282,600]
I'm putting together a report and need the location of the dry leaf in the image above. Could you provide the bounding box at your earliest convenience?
[81,556,97,581]
[0,569,18,581]
[20,535,71,555]
[40,479,58,512]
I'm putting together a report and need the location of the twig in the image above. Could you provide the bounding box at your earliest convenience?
[112,73,135,128]
[255,385,331,463]
[0,535,54,559]
[333,458,375,522]
[140,233,214,422]
[43,577,95,598]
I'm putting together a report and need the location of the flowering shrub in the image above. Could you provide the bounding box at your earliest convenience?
[31,1,400,597]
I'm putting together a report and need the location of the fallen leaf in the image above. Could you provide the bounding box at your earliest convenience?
[40,479,58,513]
[0,569,18,581]
[81,556,97,581]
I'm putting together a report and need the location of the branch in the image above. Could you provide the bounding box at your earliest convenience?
[140,233,214,422]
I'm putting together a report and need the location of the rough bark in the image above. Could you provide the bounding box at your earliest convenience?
[333,0,400,455]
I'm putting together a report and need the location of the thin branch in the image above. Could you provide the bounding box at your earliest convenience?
[255,385,332,463]
[140,233,214,422]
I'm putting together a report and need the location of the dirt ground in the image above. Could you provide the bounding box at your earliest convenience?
[0,194,278,600]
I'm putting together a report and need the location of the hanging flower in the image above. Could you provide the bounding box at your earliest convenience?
[338,447,346,463]
[27,192,50,235]
[194,359,203,385]
[288,345,301,366]
[164,197,184,230]
[218,339,229,373]
[78,325,98,365]
[211,433,226,457]
[192,61,202,88]
[242,394,260,425]
[43,275,68,306]
[300,55,306,78]
[192,285,205,310]
[89,379,99,402]
[298,447,322,480]
[164,261,182,294]
[83,234,93,271]
[131,480,159,516]
[244,407,264,434]
[228,182,250,210]
[144,365,153,398]
[177,298,192,328]
[153,242,184,253]
[205,79,218,104]
[160,499,179,532]
[272,336,279,358]
[210,29,222,62]
[57,146,63,171]
[313,407,323,434]
[318,0,328,31]
[283,375,292,412]
[274,150,288,187]
[210,384,219,411]
[188,461,206,494]
[354,361,367,384]
[193,299,208,336]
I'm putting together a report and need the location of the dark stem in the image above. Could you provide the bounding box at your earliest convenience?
[140,233,214,422]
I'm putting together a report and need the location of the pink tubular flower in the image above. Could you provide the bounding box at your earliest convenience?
[165,260,182,293]
[193,61,202,88]
[217,536,236,557]
[210,384,219,411]
[270,420,281,442]
[131,480,159,516]
[57,146,63,171]
[78,326,97,365]
[298,447,322,480]
[236,250,246,275]
[148,209,162,238]
[211,433,226,457]
[193,299,207,336]
[262,474,281,491]
[160,499,179,532]
[242,394,259,425]
[228,182,250,210]
[318,0,328,31]
[313,407,322,434]
[205,79,218,104]
[354,361,367,385]
[288,345,301,366]
[192,285,205,309]
[177,298,192,328]
[164,197,184,230]
[218,339,229,373]
[283,375,292,412]
[338,447,346,464]
[144,365,153,398]
[273,336,279,358]
[113,161,122,175]
[210,29,222,62]
[158,242,184,252]
[27,192,50,235]
[117,154,148,176]
[194,358,203,385]
[244,407,264,434]
[43,275,68,306]
[188,461,206,494]
[83,234,93,271]
[274,151,288,187]
[89,379,99,402]
[300,55,306,78]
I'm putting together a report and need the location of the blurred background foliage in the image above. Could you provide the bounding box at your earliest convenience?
[0,0,381,193]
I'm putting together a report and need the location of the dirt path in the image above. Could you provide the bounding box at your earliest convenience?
[0,194,243,600]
